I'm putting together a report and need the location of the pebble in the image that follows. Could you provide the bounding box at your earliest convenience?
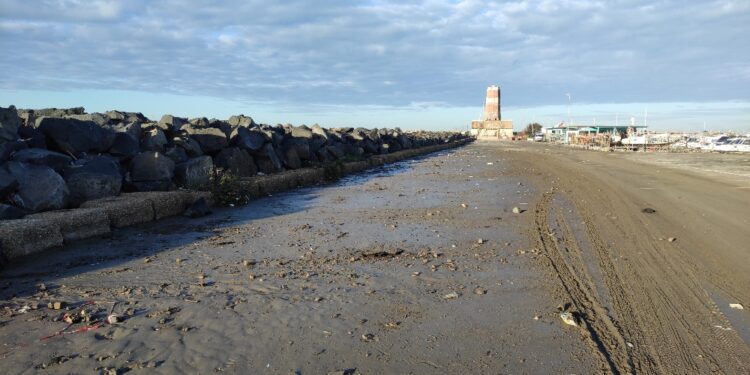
[48,301,65,310]
[460,203,468,208]
[412,271,421,277]
[668,237,676,242]
[729,303,744,310]
[443,292,460,300]
[474,287,487,295]
[559,311,578,327]
[361,333,376,342]
[477,238,485,244]
[512,207,521,214]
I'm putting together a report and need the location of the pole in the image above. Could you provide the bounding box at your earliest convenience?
[566,93,571,126]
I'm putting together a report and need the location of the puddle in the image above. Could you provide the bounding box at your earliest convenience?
[705,284,750,346]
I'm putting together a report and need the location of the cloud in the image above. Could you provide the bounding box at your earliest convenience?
[0,0,748,112]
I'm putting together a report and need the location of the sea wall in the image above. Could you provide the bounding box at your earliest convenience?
[0,105,471,264]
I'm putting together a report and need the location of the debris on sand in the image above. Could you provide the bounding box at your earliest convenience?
[477,238,485,244]
[360,333,377,342]
[668,237,676,242]
[559,311,579,327]
[641,208,657,214]
[512,207,522,214]
[729,303,744,310]
[443,292,460,300]
[361,247,403,259]
[474,287,487,295]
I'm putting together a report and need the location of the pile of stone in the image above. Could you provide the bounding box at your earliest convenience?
[0,105,468,220]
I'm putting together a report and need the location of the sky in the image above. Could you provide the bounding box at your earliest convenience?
[1,0,749,132]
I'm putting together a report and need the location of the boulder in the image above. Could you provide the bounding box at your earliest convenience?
[228,115,255,127]
[128,151,174,191]
[291,125,313,139]
[0,140,27,163]
[397,134,413,149]
[283,147,302,169]
[0,203,25,220]
[112,122,142,140]
[158,114,187,133]
[63,156,122,205]
[311,124,329,140]
[0,106,21,142]
[0,165,18,198]
[18,125,46,149]
[66,113,109,126]
[262,143,283,171]
[141,127,169,152]
[175,156,213,189]
[10,148,72,172]
[230,126,266,152]
[214,147,257,177]
[326,143,346,159]
[174,136,203,157]
[184,197,211,218]
[284,137,312,160]
[108,132,140,160]
[189,117,209,127]
[183,125,227,154]
[6,161,69,212]
[164,146,188,164]
[36,117,116,155]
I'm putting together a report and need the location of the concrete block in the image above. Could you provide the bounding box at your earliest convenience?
[0,218,63,260]
[27,208,110,243]
[131,191,188,220]
[342,161,368,175]
[81,195,155,228]
[183,190,215,206]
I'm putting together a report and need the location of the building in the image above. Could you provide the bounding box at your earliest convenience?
[545,124,648,144]
[470,85,513,139]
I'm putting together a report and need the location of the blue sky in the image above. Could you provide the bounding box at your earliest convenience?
[1,0,748,131]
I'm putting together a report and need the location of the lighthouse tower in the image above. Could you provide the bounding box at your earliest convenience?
[471,84,513,139]
[484,85,501,121]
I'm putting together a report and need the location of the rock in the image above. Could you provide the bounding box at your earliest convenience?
[158,114,187,133]
[729,303,744,310]
[141,127,169,152]
[230,126,266,152]
[443,292,460,300]
[130,151,174,181]
[189,117,209,127]
[0,203,26,220]
[175,156,213,189]
[360,333,376,342]
[108,132,140,160]
[36,117,116,155]
[474,287,487,295]
[642,208,656,214]
[0,165,19,198]
[6,161,69,212]
[284,137,312,160]
[0,106,21,142]
[184,197,211,218]
[283,147,302,169]
[0,140,28,163]
[66,113,109,126]
[164,146,188,164]
[559,311,579,327]
[10,148,72,172]
[174,136,203,157]
[63,156,122,205]
[112,122,142,140]
[228,114,255,127]
[326,143,345,159]
[48,301,66,310]
[262,143,283,171]
[667,237,676,242]
[17,125,46,148]
[214,147,257,177]
[291,125,313,139]
[183,125,227,154]
[477,238,485,244]
[512,207,522,214]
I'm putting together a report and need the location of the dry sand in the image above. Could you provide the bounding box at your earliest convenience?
[1,142,749,374]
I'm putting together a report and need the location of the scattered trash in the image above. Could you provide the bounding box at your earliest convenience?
[729,303,744,310]
[106,314,122,324]
[512,207,522,214]
[486,162,493,165]
[443,292,460,300]
[641,208,657,214]
[559,311,579,327]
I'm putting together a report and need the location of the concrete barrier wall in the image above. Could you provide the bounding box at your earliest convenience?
[0,140,469,263]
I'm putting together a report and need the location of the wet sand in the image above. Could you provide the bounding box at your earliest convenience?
[1,146,592,374]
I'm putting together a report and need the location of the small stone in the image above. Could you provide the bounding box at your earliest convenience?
[37,283,47,291]
[412,271,421,277]
[443,292,460,300]
[460,203,468,208]
[361,333,376,342]
[175,258,183,264]
[477,238,484,244]
[144,257,153,264]
[107,314,122,324]
[560,311,578,327]
[729,303,744,310]
[667,237,676,242]
[314,297,324,302]
[242,260,256,267]
[474,287,487,295]
[626,342,634,348]
[48,301,65,310]
[533,315,541,320]
[512,207,521,214]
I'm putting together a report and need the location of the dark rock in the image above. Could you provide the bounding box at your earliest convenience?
[10,148,72,172]
[112,122,142,140]
[0,141,28,164]
[184,197,211,218]
[228,115,255,127]
[262,143,283,171]
[174,136,203,157]
[284,137,311,160]
[311,124,328,140]
[397,135,413,149]
[130,151,175,182]
[164,146,188,164]
[214,148,257,177]
[326,143,346,159]
[63,156,122,205]
[36,117,116,155]
[230,126,266,152]
[283,147,302,169]
[108,132,140,160]
[141,127,169,152]
[209,120,233,138]
[66,113,109,126]
[6,161,69,212]
[183,125,227,154]
[158,114,187,133]
[0,165,19,198]
[0,106,21,142]
[175,156,213,189]
[0,203,26,220]
[18,125,46,148]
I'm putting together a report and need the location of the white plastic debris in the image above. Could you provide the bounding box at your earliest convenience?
[559,311,578,327]
[729,303,744,310]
